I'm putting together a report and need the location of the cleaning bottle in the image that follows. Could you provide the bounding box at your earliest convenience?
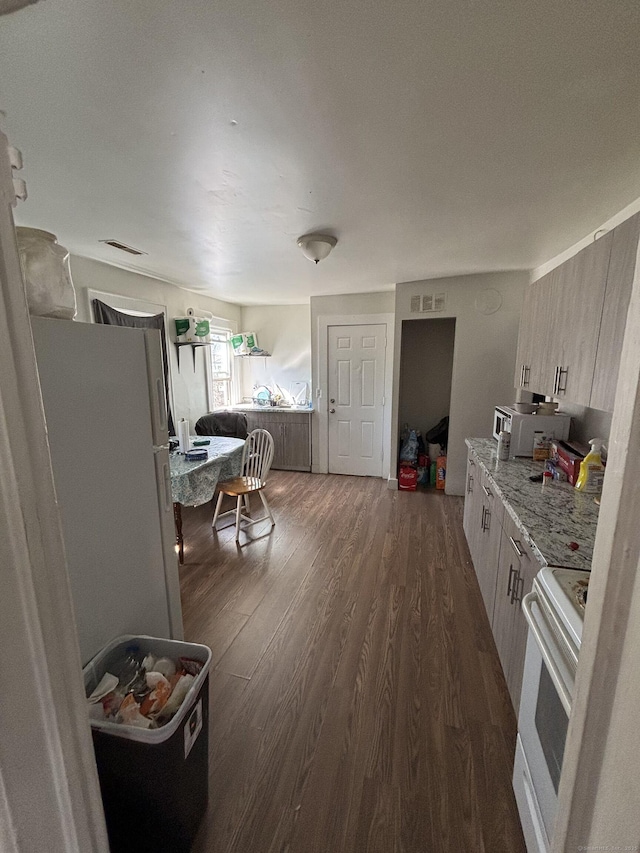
[575,439,605,494]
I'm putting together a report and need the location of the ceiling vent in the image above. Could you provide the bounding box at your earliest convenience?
[99,239,147,256]
[410,295,421,313]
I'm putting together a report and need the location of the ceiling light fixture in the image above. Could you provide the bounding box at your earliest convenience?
[297,233,337,264]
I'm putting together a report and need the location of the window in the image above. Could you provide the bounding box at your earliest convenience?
[208,328,233,409]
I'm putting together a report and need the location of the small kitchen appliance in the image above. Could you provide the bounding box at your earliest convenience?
[493,406,571,456]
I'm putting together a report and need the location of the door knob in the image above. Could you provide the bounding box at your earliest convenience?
[330,398,335,404]
[329,408,335,414]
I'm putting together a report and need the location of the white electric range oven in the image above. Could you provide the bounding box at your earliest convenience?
[513,567,589,852]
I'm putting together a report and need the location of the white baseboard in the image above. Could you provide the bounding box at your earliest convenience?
[387,478,398,490]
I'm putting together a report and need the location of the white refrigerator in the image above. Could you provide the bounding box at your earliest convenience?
[31,316,183,665]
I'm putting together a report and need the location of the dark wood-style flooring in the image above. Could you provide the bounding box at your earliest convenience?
[181,471,526,853]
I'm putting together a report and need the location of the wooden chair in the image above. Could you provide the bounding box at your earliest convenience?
[211,428,275,541]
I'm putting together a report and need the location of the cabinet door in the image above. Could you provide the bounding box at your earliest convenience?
[590,213,640,412]
[282,421,311,471]
[492,512,537,716]
[474,468,504,621]
[264,420,286,469]
[514,274,552,393]
[462,450,483,569]
[551,232,613,405]
[504,530,537,715]
[492,519,519,683]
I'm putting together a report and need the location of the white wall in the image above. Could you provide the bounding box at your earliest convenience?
[393,272,529,495]
[71,256,242,426]
[310,291,396,475]
[238,304,311,401]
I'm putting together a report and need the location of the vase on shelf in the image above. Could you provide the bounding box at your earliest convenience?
[16,227,77,319]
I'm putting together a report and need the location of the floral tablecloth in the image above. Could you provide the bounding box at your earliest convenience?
[170,437,244,506]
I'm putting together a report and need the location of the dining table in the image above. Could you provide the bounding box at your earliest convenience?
[170,436,245,562]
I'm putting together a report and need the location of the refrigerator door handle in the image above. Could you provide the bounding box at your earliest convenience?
[161,459,172,513]
[155,377,168,433]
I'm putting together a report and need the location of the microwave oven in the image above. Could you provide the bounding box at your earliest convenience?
[493,406,571,456]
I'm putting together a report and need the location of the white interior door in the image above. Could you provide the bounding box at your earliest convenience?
[328,324,386,476]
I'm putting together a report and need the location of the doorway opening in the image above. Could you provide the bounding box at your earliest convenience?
[398,317,456,489]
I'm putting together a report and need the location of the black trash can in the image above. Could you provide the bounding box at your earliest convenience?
[83,635,212,853]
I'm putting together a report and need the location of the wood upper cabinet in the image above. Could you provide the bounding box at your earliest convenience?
[491,512,537,716]
[514,217,639,411]
[514,270,559,396]
[590,212,640,412]
[552,231,613,403]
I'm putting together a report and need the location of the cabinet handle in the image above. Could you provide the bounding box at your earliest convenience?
[557,366,568,394]
[508,536,524,558]
[511,572,524,605]
[482,507,491,532]
[467,474,474,494]
[519,364,525,386]
[482,484,492,498]
[552,365,560,395]
[469,458,475,467]
[524,366,530,387]
[507,565,516,597]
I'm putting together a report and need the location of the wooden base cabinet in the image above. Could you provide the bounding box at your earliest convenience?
[463,448,504,621]
[463,450,481,567]
[476,467,504,620]
[491,512,537,715]
[243,410,312,472]
[463,451,541,715]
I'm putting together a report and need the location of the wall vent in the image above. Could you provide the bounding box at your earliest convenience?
[410,295,421,313]
[421,293,446,312]
[434,293,446,311]
[99,239,147,256]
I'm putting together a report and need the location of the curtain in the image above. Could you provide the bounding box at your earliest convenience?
[92,299,175,435]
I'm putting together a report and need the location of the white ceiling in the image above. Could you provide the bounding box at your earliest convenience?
[1,0,639,305]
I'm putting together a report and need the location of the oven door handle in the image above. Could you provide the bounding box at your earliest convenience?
[522,591,572,716]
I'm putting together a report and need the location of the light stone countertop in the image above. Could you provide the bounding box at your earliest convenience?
[466,438,599,571]
[231,404,314,414]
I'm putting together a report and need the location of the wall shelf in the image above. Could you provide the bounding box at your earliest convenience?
[174,341,213,372]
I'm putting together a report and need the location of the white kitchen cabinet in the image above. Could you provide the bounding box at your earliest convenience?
[491,512,537,715]
[462,448,504,622]
[463,448,482,567]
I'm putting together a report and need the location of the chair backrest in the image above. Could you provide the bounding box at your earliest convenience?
[194,411,248,438]
[242,429,274,482]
